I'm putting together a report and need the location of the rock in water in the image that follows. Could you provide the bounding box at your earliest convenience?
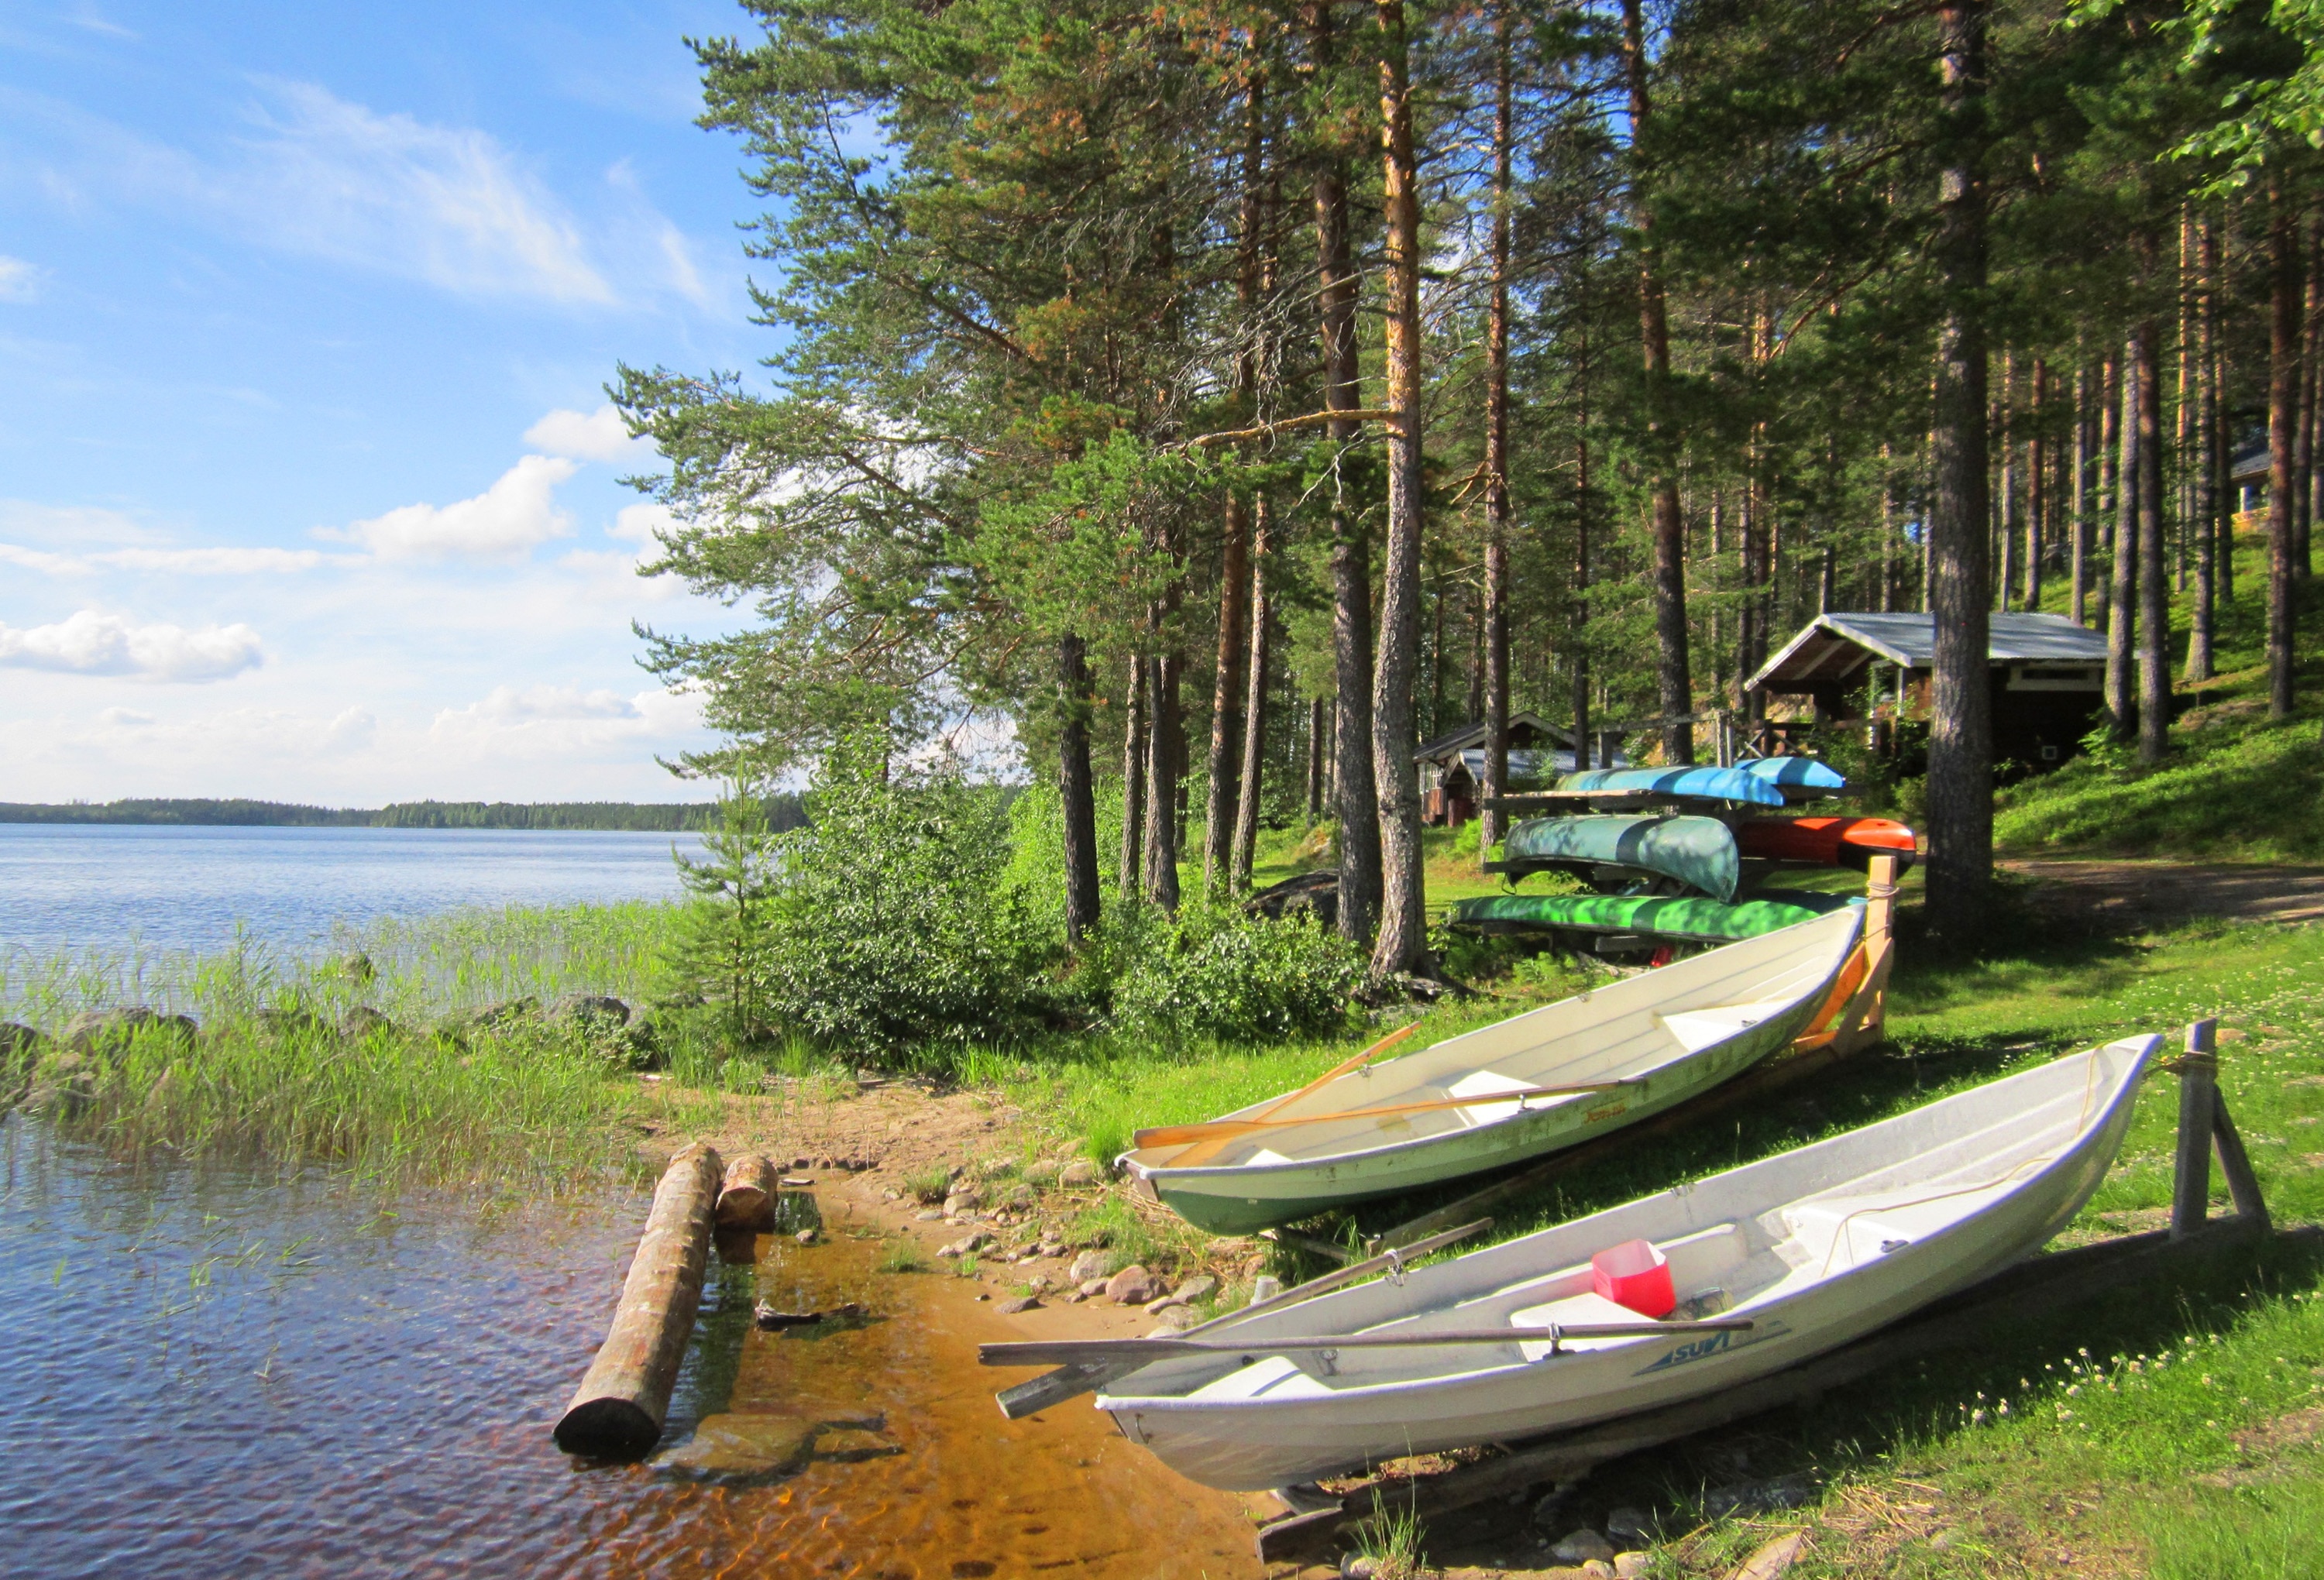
[1105,1265,1156,1304]
[648,1411,816,1479]
[1551,1529,1616,1563]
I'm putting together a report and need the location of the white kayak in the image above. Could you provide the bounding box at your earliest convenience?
[1092,1034,2155,1490]
[1118,907,1865,1234]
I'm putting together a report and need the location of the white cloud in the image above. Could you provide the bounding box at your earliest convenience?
[0,256,43,302]
[324,453,577,561]
[99,545,329,574]
[97,706,154,727]
[609,502,674,545]
[0,610,264,682]
[0,541,92,575]
[322,706,376,748]
[524,403,642,463]
[232,81,614,304]
[428,682,703,757]
[455,682,642,723]
[0,499,167,547]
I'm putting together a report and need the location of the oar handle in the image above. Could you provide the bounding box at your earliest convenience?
[979,1317,1754,1368]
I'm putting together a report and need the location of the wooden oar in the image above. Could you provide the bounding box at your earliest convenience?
[993,1218,1494,1420]
[982,1317,1754,1369]
[1158,1020,1427,1168]
[1135,1077,1646,1153]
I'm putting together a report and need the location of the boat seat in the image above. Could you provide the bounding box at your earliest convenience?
[1507,1291,1651,1361]
[1774,1181,2013,1274]
[1654,998,1793,1055]
[1186,1354,1336,1402]
[1444,1069,1548,1125]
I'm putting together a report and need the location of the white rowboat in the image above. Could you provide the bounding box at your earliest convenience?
[1088,1035,2155,1490]
[1118,907,1865,1234]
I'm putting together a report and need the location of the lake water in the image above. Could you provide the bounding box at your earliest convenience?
[0,1121,1254,1578]
[0,825,706,957]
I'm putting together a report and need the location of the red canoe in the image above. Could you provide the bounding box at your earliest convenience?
[1735,816,1917,870]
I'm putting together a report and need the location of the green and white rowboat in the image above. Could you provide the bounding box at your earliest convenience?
[1117,907,1865,1235]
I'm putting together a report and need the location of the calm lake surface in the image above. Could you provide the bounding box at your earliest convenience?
[0,824,705,957]
[0,1120,1253,1578]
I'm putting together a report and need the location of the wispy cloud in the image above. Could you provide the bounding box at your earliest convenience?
[0,498,168,547]
[0,610,264,681]
[0,255,43,301]
[0,540,333,575]
[321,453,577,560]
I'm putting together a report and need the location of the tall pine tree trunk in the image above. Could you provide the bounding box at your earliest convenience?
[1925,0,1993,943]
[1143,644,1182,910]
[2135,311,2170,764]
[2269,177,2302,719]
[1057,634,1101,940]
[2107,329,2139,737]
[2299,229,2319,580]
[1574,331,1595,767]
[2096,352,2119,628]
[1370,0,1428,976]
[2190,218,2219,682]
[2027,358,2047,610]
[1305,697,1325,823]
[1203,493,1250,895]
[1621,0,1693,764]
[1232,494,1274,891]
[1479,0,1513,867]
[2071,358,2091,624]
[1312,2,1379,943]
[1119,658,1147,899]
[1997,351,2016,611]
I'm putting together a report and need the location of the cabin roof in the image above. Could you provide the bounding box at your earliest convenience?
[1749,612,2110,692]
[1413,710,1573,762]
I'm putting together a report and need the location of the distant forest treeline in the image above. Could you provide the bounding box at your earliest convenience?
[0,797,811,832]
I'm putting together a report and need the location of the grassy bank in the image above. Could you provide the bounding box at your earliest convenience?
[0,902,748,1182]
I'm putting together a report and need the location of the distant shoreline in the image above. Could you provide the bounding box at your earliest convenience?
[0,798,804,833]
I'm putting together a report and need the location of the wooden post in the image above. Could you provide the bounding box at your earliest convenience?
[555,1142,725,1457]
[715,1152,778,1231]
[2213,1084,2270,1229]
[1827,852,1900,1056]
[2171,1020,2217,1238]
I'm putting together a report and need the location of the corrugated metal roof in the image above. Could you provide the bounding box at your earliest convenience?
[1749,612,2109,691]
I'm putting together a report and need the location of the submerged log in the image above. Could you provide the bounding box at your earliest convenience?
[555,1142,724,1458]
[715,1152,779,1231]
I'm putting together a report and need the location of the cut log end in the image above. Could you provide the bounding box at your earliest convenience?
[716,1152,779,1230]
[552,1394,664,1459]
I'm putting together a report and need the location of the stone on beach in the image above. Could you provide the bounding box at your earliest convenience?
[1068,1250,1109,1283]
[1551,1529,1616,1563]
[1057,1159,1100,1187]
[997,1296,1041,1314]
[1104,1265,1156,1304]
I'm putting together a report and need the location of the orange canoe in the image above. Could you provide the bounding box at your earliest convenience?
[1735,816,1917,870]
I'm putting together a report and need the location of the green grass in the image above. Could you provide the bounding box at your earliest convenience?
[0,901,734,1183]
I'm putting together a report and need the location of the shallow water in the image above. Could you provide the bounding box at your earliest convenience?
[0,1118,1253,1578]
[0,823,705,957]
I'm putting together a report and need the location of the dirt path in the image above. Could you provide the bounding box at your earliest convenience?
[2003,858,2324,926]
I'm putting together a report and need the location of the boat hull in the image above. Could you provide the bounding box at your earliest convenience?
[1098,1039,2152,1490]
[1502,815,1740,902]
[1446,891,1858,943]
[1559,767,1786,808]
[1735,816,1917,869]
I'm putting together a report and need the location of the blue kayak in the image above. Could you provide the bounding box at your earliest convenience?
[1503,814,1740,902]
[1737,757,1848,792]
[1558,766,1786,809]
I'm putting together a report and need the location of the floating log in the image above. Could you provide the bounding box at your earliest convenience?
[555,1142,724,1458]
[716,1152,779,1231]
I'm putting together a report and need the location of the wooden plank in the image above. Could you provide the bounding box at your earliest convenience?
[2172,1021,2219,1238]
[1258,1218,2312,1561]
[2213,1085,2270,1229]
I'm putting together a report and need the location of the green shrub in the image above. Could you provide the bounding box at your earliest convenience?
[1104,903,1363,1044]
[749,735,1054,1062]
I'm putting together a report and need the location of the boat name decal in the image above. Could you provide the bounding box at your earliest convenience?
[1634,1317,1790,1375]
[1585,1101,1628,1125]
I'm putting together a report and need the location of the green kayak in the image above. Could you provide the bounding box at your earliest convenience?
[1447,890,1861,943]
[1502,814,1739,902]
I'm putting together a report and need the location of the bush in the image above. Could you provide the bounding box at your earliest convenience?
[1104,903,1363,1044]
[749,736,1055,1061]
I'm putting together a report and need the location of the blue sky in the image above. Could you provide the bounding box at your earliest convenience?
[0,1,778,805]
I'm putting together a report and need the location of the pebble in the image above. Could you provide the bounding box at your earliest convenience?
[1066,1289,1091,1304]
[1606,1506,1649,1541]
[1170,1275,1218,1305]
[944,1190,982,1217]
[1552,1528,1615,1562]
[1614,1553,1650,1579]
[1057,1159,1100,1187]
[1105,1265,1157,1304]
[938,1231,992,1259]
[1147,1304,1197,1331]
[916,1210,944,1221]
[997,1296,1041,1314]
[795,1228,818,1245]
[1078,1277,1112,1297]
[1068,1250,1109,1283]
